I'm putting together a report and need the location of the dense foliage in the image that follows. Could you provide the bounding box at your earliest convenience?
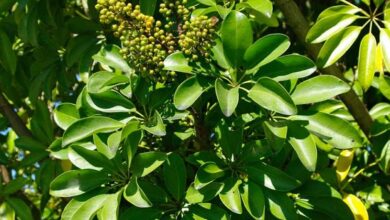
[0,0,390,219]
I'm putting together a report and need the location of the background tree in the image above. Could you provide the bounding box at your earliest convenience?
[0,0,390,219]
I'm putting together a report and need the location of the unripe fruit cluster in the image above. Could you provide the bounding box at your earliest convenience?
[95,0,216,82]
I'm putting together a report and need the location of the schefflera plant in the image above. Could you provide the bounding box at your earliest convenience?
[165,9,365,219]
[171,10,363,171]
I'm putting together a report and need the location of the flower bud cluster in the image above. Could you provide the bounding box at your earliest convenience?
[96,0,216,82]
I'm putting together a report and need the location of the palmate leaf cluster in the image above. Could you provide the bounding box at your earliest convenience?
[0,0,390,220]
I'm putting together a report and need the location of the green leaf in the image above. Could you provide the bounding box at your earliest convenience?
[87,71,129,94]
[86,90,135,113]
[185,182,224,204]
[140,0,158,15]
[97,191,122,220]
[163,153,187,201]
[194,162,225,190]
[288,122,317,172]
[174,76,206,110]
[184,203,229,220]
[317,26,362,68]
[237,0,272,17]
[0,30,17,75]
[361,0,371,6]
[369,103,390,119]
[122,122,142,167]
[317,5,361,21]
[211,38,230,69]
[142,111,166,136]
[14,136,46,152]
[221,10,253,67]
[247,163,300,191]
[380,29,390,72]
[244,34,290,70]
[297,196,354,220]
[215,79,239,117]
[2,177,28,195]
[266,190,298,220]
[54,103,80,130]
[240,182,265,220]
[119,207,163,220]
[263,121,288,153]
[61,192,108,220]
[215,120,243,158]
[197,0,216,6]
[379,74,390,100]
[50,169,108,197]
[164,52,192,73]
[219,177,242,214]
[131,152,166,177]
[66,35,99,67]
[306,14,359,43]
[93,45,132,73]
[380,140,390,175]
[256,55,316,81]
[69,145,114,171]
[6,197,33,220]
[291,112,363,149]
[62,116,124,147]
[124,177,152,208]
[291,75,350,105]
[357,33,377,90]
[248,77,297,115]
[0,202,15,220]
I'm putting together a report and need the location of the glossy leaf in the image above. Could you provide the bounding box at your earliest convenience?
[164,52,192,73]
[87,71,129,94]
[186,182,224,204]
[256,55,316,81]
[381,29,390,72]
[240,182,265,220]
[124,177,152,208]
[221,11,253,67]
[62,116,124,147]
[219,177,242,214]
[306,14,359,43]
[174,76,207,110]
[215,79,239,117]
[244,34,290,70]
[54,103,80,130]
[86,90,135,113]
[93,45,132,73]
[50,169,108,197]
[6,197,33,220]
[62,193,107,220]
[131,152,166,177]
[357,33,377,90]
[248,77,297,115]
[215,120,243,159]
[98,191,122,220]
[288,122,317,172]
[291,75,350,105]
[163,153,186,201]
[317,5,361,21]
[317,26,362,68]
[247,163,300,191]
[184,203,229,220]
[211,38,230,69]
[142,111,166,136]
[380,140,390,175]
[194,162,225,189]
[266,189,298,220]
[292,113,363,149]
